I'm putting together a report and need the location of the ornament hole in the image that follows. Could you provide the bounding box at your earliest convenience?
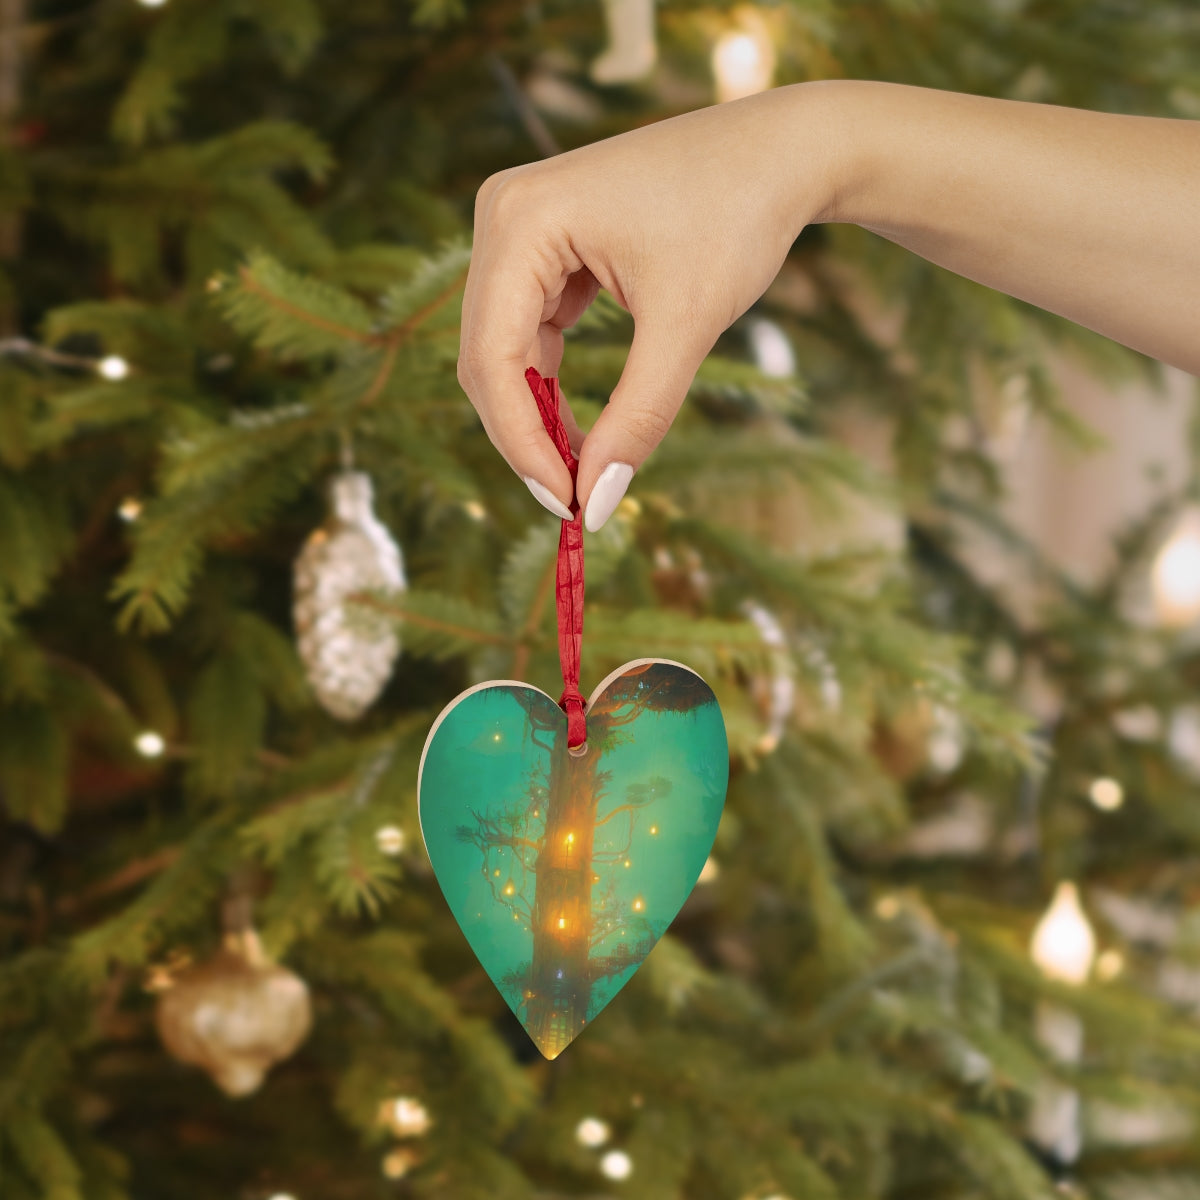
[568,741,589,758]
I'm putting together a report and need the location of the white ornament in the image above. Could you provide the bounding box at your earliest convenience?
[591,0,657,85]
[294,471,406,721]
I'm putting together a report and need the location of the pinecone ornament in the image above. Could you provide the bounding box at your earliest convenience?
[294,470,406,720]
[155,931,312,1097]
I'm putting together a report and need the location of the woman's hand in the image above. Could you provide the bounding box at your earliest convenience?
[457,85,843,530]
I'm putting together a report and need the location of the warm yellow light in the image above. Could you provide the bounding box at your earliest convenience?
[1154,517,1200,627]
[381,1149,413,1179]
[698,856,720,885]
[375,825,405,856]
[557,916,567,930]
[1030,882,1096,985]
[97,354,129,380]
[492,731,502,742]
[138,0,169,7]
[623,859,631,868]
[575,1116,611,1147]
[600,1150,633,1181]
[463,500,487,521]
[493,868,501,877]
[565,832,575,844]
[875,895,900,921]
[134,730,165,758]
[712,19,774,103]
[385,1096,432,1137]
[117,497,142,521]
[632,897,645,913]
[1089,777,1124,812]
[1096,949,1125,981]
[503,880,515,896]
[648,824,659,836]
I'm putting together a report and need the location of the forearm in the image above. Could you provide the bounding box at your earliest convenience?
[800,80,1200,373]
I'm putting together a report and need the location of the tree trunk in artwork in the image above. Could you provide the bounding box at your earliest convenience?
[525,732,599,1058]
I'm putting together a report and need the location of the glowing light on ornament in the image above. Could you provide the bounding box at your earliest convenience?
[632,896,645,913]
[97,354,130,380]
[712,15,775,104]
[575,1116,611,1148]
[1031,882,1096,985]
[1096,949,1125,981]
[134,730,165,758]
[1088,777,1124,812]
[375,825,405,856]
[1153,512,1200,627]
[591,0,657,85]
[746,317,796,379]
[117,497,142,522]
[386,1096,432,1137]
[600,1150,633,1181]
[648,824,658,836]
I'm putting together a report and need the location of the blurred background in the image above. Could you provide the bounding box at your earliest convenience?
[2,2,1200,1198]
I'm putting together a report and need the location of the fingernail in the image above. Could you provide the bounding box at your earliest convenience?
[523,476,574,522]
[584,462,634,533]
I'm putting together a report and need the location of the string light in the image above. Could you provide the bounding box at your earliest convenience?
[138,0,169,7]
[575,1116,611,1147]
[600,1150,633,1181]
[462,500,487,521]
[384,1096,432,1137]
[1153,511,1200,628]
[1031,882,1096,985]
[134,731,166,758]
[375,825,405,855]
[381,1149,412,1179]
[97,354,130,380]
[1088,777,1124,812]
[875,894,901,921]
[1096,949,1125,981]
[117,497,142,522]
[745,317,796,379]
[632,897,645,913]
[712,11,775,104]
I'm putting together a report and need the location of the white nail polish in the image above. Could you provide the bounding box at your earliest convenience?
[523,476,574,522]
[584,462,634,533]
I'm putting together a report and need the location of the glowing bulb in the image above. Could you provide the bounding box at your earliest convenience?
[134,730,165,758]
[712,23,774,103]
[494,868,501,877]
[492,731,502,743]
[1088,777,1124,812]
[575,1117,611,1147]
[97,355,129,380]
[1153,515,1200,627]
[381,1149,413,1179]
[600,1150,633,1181]
[557,916,567,930]
[117,497,142,521]
[1031,882,1096,985]
[386,1097,432,1137]
[746,317,796,379]
[648,825,658,836]
[138,0,169,7]
[503,880,515,896]
[623,859,631,868]
[1096,949,1125,981]
[565,832,575,844]
[463,500,487,521]
[375,825,405,855]
[632,897,645,913]
[875,895,900,921]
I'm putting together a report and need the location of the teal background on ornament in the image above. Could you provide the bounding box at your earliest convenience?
[419,661,727,1058]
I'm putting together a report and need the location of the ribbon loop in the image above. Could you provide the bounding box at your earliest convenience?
[525,368,587,749]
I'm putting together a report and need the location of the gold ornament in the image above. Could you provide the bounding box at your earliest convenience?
[155,930,312,1097]
[294,470,406,721]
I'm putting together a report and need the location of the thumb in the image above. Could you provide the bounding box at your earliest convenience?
[576,318,710,532]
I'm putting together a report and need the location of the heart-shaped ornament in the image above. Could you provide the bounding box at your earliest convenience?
[419,658,727,1059]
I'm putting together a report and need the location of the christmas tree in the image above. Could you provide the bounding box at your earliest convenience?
[3,1,1200,1197]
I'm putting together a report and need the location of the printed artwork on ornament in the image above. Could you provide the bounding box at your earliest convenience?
[419,659,727,1059]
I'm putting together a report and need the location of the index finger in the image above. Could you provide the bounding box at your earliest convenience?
[458,191,579,517]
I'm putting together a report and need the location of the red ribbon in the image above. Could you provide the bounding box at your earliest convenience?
[525,367,587,749]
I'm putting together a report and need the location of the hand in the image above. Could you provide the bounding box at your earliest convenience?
[457,85,842,530]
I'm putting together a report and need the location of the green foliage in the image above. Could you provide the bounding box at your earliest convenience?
[2,1,1199,1197]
